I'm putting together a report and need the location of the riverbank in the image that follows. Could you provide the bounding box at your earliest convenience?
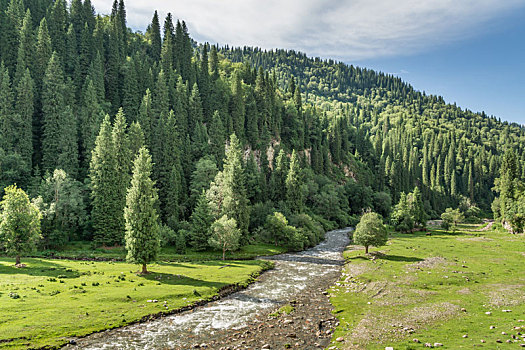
[0,258,270,349]
[67,228,351,349]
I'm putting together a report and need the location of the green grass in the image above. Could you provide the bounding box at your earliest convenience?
[269,304,295,317]
[0,257,271,349]
[31,242,287,262]
[329,223,525,349]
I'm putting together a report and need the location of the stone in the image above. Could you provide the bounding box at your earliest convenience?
[461,308,467,312]
[424,343,433,348]
[434,343,443,347]
[490,326,496,329]
[336,337,344,342]
[199,344,208,348]
[413,338,420,343]
[385,347,394,350]
[496,339,502,343]
[485,311,492,315]
[262,344,271,349]
[502,332,507,335]
[481,340,486,343]
[463,335,468,338]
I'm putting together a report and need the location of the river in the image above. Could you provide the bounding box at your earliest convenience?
[69,227,351,349]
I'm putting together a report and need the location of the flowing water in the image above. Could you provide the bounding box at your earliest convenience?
[71,228,351,349]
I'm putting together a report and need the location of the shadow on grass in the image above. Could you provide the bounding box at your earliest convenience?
[141,272,227,289]
[347,254,423,263]
[0,258,81,278]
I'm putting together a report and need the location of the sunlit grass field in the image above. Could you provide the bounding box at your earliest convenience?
[329,223,525,349]
[0,257,271,349]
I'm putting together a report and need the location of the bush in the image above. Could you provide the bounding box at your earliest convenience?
[289,213,324,247]
[158,224,178,247]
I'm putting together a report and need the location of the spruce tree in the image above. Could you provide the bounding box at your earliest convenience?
[124,147,159,274]
[41,53,78,177]
[80,78,104,172]
[89,115,121,246]
[146,11,161,61]
[286,150,303,213]
[189,191,213,251]
[0,64,18,153]
[15,68,34,168]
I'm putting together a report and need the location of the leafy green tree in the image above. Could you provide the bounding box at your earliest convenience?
[409,186,428,228]
[207,134,250,238]
[264,211,292,246]
[32,169,87,248]
[124,147,160,274]
[0,185,41,265]
[353,212,388,254]
[189,155,218,209]
[391,192,414,233]
[441,208,464,233]
[208,215,241,260]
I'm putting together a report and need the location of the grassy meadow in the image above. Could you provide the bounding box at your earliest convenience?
[0,257,271,349]
[329,223,525,349]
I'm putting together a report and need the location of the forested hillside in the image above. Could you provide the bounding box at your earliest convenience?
[222,48,525,215]
[0,0,523,253]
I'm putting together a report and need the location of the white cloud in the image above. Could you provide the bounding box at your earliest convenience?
[92,0,525,60]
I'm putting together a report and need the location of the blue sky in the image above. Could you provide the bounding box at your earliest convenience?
[93,0,525,124]
[354,6,525,125]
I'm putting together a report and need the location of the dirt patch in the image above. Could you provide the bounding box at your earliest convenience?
[406,257,447,270]
[486,284,525,307]
[344,263,371,278]
[347,302,460,347]
[457,287,471,295]
[457,236,494,242]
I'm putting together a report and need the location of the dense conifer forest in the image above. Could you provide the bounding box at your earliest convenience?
[0,0,524,255]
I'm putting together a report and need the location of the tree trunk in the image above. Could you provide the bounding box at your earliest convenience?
[141,264,148,274]
[15,255,20,265]
[222,248,226,261]
[365,246,369,254]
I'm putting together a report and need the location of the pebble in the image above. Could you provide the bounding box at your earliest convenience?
[336,337,344,342]
[261,344,271,349]
[413,338,420,343]
[501,331,507,335]
[461,308,467,312]
[424,343,433,348]
[481,339,486,343]
[490,326,496,329]
[385,347,394,350]
[485,311,492,315]
[463,335,468,338]
[434,343,443,347]
[502,309,512,312]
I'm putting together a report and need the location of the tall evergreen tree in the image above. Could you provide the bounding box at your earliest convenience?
[89,115,120,246]
[14,68,34,168]
[41,53,78,177]
[124,147,159,274]
[286,150,303,213]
